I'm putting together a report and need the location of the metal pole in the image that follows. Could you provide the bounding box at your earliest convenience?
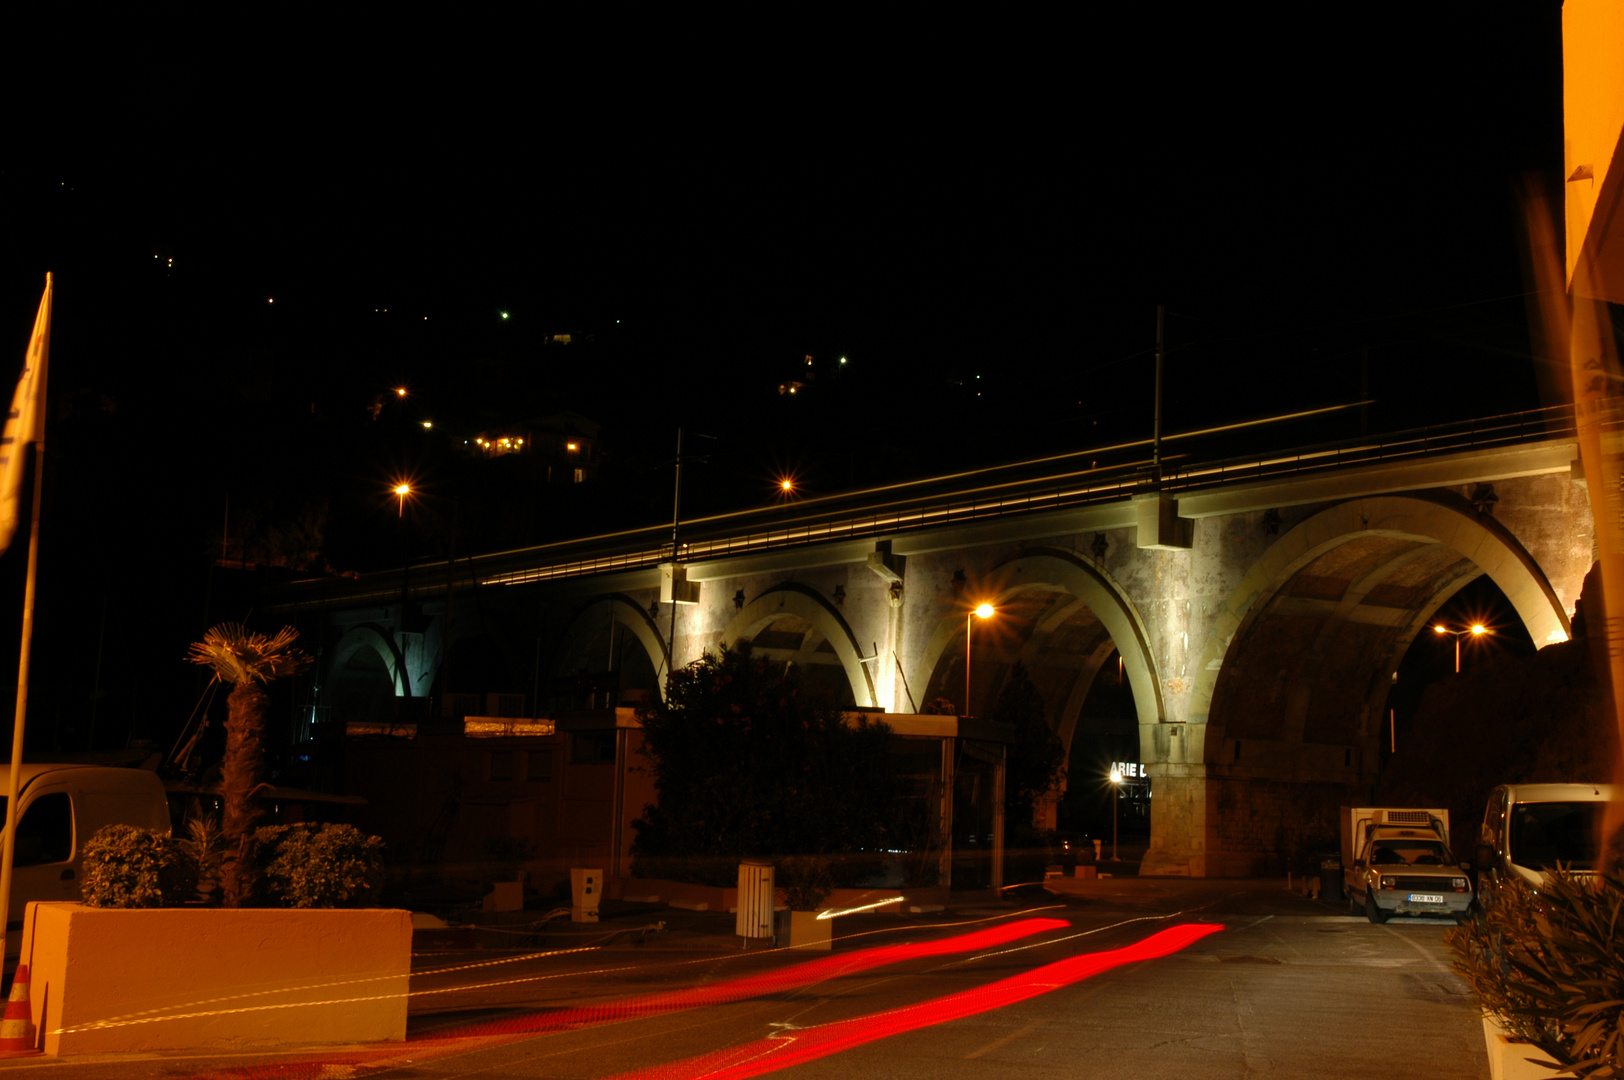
[671,428,683,560]
[1112,781,1119,861]
[964,612,972,717]
[1153,304,1165,481]
[0,273,51,951]
[1455,636,1461,674]
[669,428,682,677]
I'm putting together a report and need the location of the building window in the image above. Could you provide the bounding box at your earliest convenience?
[573,468,584,484]
[489,751,514,781]
[527,749,553,782]
[571,730,615,765]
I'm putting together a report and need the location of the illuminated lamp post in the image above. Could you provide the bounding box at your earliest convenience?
[965,603,995,717]
[1432,623,1487,673]
[394,483,411,518]
[1109,765,1122,862]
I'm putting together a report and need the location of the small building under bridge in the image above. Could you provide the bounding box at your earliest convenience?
[338,706,1012,899]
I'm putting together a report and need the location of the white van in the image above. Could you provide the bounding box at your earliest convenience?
[0,765,171,955]
[1475,782,1616,905]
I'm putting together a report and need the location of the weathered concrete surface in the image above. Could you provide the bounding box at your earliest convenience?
[20,903,411,1055]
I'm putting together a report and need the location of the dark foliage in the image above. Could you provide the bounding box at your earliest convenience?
[988,663,1067,837]
[1449,867,1624,1077]
[631,648,904,901]
[250,823,386,908]
[81,825,198,909]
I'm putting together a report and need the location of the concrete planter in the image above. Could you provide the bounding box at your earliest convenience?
[785,910,832,951]
[19,901,412,1055]
[1481,1015,1574,1080]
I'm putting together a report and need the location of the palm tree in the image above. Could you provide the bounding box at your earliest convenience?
[187,623,310,907]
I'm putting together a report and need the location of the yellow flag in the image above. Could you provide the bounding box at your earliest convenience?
[0,275,51,556]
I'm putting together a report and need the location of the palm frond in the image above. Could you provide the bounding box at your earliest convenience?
[187,623,311,686]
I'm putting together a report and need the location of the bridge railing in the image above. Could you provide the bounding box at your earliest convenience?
[469,404,1578,588]
[1160,403,1577,491]
[266,405,1582,604]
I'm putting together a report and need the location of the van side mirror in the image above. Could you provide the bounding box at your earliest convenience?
[1475,843,1495,871]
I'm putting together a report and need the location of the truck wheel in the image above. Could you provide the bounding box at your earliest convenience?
[1365,893,1387,925]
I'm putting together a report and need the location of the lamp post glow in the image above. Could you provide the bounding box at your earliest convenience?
[1109,765,1123,861]
[1432,623,1487,673]
[965,603,995,717]
[394,483,411,518]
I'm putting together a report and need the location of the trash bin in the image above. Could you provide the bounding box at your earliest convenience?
[1319,855,1343,903]
[736,861,774,941]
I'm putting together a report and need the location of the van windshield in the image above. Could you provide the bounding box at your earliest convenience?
[1369,839,1453,866]
[1509,800,1606,870]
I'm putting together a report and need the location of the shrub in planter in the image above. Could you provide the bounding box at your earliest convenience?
[81,825,198,909]
[251,823,386,908]
[779,855,834,912]
[1447,866,1624,1078]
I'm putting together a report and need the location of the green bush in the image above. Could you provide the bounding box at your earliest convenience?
[1447,867,1624,1078]
[81,825,198,909]
[251,824,385,908]
[779,855,834,911]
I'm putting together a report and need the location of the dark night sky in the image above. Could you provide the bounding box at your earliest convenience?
[0,7,1575,752]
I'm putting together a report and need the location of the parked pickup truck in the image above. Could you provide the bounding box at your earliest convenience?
[1475,782,1616,908]
[1341,806,1472,924]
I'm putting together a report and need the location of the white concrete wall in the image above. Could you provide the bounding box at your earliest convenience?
[20,903,411,1055]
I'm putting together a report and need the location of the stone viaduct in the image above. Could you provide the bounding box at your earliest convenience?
[268,411,1594,877]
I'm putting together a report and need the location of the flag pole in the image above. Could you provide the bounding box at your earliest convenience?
[0,274,52,955]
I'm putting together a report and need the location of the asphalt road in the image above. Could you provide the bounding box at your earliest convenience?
[0,877,1491,1080]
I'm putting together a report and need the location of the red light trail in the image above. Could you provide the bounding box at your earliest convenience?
[434,916,1070,1041]
[602,922,1224,1080]
[164,917,1073,1080]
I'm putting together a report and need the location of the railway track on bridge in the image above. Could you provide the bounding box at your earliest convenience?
[270,404,1580,608]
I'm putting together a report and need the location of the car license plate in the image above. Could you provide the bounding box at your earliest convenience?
[1409,893,1444,903]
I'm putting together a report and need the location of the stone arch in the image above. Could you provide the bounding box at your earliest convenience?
[912,548,1162,735]
[1192,494,1571,754]
[329,625,408,697]
[552,593,668,699]
[719,583,876,707]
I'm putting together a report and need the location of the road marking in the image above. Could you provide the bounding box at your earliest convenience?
[965,1017,1046,1059]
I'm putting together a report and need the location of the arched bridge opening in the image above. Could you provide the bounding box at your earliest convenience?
[1183,494,1572,876]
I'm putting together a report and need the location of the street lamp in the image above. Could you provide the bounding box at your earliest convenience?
[1433,623,1487,673]
[394,483,411,518]
[965,603,995,717]
[1109,765,1123,861]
